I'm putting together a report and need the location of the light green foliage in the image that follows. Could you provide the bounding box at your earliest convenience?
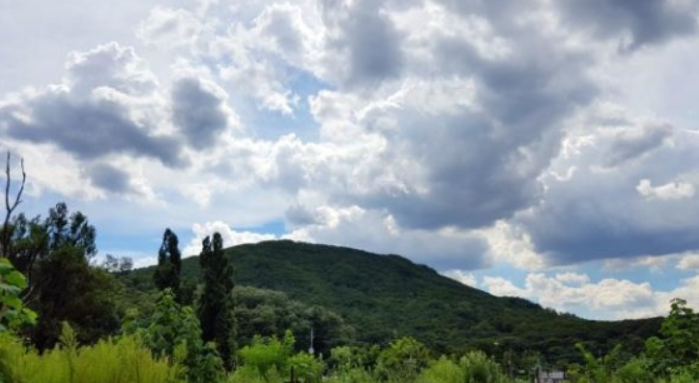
[0,329,182,383]
[459,350,507,383]
[238,330,295,379]
[228,365,284,383]
[288,352,325,383]
[614,356,655,383]
[132,289,224,383]
[645,298,699,376]
[417,356,464,383]
[325,367,375,383]
[0,257,36,331]
[572,343,610,383]
[330,346,355,372]
[376,337,431,382]
[327,346,376,383]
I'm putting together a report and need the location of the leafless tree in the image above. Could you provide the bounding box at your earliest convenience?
[1,151,26,258]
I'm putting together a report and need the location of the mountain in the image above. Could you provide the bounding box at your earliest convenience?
[120,240,660,364]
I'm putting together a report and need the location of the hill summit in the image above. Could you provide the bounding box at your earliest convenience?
[124,240,660,363]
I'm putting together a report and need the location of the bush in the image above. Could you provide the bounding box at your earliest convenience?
[376,337,431,382]
[288,352,325,383]
[459,351,507,383]
[0,330,182,383]
[614,357,655,383]
[417,356,464,383]
[238,331,295,379]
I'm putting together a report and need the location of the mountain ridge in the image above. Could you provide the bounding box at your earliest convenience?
[122,239,661,363]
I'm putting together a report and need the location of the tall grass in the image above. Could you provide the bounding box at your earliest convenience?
[0,332,182,383]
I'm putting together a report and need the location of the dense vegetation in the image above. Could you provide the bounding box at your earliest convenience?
[3,153,699,383]
[122,240,661,364]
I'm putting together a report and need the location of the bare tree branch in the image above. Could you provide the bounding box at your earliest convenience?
[2,151,26,258]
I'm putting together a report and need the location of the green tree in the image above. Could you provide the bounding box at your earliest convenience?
[459,351,507,383]
[5,202,117,350]
[0,258,36,332]
[130,288,224,383]
[645,298,699,376]
[32,243,118,350]
[153,229,182,300]
[198,232,236,370]
[376,336,431,382]
[238,331,295,379]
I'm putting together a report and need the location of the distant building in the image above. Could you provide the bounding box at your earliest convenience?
[533,369,567,383]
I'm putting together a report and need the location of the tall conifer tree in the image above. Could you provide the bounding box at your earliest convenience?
[153,228,181,300]
[198,232,236,370]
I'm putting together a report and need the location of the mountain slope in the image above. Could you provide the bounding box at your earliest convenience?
[123,240,660,363]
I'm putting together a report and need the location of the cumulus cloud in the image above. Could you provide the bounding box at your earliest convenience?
[483,272,663,320]
[442,269,479,287]
[183,220,279,256]
[637,179,695,200]
[0,43,186,168]
[556,0,699,51]
[88,163,132,194]
[321,0,405,85]
[285,205,490,271]
[519,106,699,264]
[676,253,699,270]
[137,7,204,49]
[603,123,673,168]
[171,74,238,149]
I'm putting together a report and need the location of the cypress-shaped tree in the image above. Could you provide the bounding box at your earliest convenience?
[198,233,236,370]
[153,228,181,299]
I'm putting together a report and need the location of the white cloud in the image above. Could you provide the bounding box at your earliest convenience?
[637,179,695,200]
[183,220,279,256]
[482,276,527,298]
[677,253,699,270]
[442,270,478,287]
[482,271,699,320]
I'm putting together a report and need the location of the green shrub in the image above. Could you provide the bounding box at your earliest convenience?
[614,357,655,383]
[325,367,375,383]
[376,337,431,382]
[288,352,325,383]
[238,331,295,379]
[227,365,284,383]
[459,351,507,383]
[0,330,182,383]
[417,356,464,383]
[128,289,225,383]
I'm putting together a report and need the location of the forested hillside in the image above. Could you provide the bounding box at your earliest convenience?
[121,240,661,364]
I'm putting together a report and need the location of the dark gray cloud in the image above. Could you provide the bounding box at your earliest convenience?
[88,162,132,194]
[288,207,491,270]
[322,0,404,85]
[0,94,185,167]
[172,76,230,149]
[519,126,699,265]
[603,123,673,168]
[556,0,698,51]
[0,43,187,167]
[328,10,596,231]
[284,203,318,226]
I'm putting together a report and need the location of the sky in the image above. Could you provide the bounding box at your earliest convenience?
[1,0,699,321]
